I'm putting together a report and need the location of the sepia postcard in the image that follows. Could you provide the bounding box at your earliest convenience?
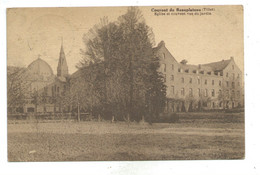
[7,5,244,161]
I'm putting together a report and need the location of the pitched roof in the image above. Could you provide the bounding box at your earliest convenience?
[154,41,234,72]
[202,59,231,72]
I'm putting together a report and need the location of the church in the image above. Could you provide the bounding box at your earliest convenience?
[19,42,69,113]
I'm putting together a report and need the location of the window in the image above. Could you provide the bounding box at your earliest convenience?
[189,88,193,97]
[171,75,174,81]
[162,64,166,72]
[211,89,215,97]
[232,65,234,70]
[232,82,235,88]
[231,90,235,98]
[172,64,174,70]
[198,78,200,85]
[181,88,185,96]
[181,77,184,83]
[212,102,215,108]
[237,91,240,98]
[189,78,192,84]
[205,79,207,85]
[203,101,208,107]
[227,90,230,98]
[219,89,222,96]
[205,89,208,97]
[226,81,229,87]
[226,72,229,77]
[212,80,214,85]
[57,87,60,94]
[163,74,166,82]
[233,73,235,80]
[219,80,222,86]
[178,68,181,72]
[198,88,201,97]
[163,53,166,59]
[52,86,54,96]
[172,86,175,94]
[44,87,48,93]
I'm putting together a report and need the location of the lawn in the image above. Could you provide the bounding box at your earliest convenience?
[7,112,245,161]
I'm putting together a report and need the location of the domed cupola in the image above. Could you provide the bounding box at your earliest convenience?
[27,55,54,81]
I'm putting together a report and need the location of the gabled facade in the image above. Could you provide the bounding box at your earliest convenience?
[153,41,243,112]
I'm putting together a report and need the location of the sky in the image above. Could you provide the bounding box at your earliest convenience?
[7,6,243,74]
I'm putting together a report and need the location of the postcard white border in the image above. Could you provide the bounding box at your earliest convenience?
[1,0,260,175]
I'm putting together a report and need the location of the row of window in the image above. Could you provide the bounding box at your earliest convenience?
[163,74,223,86]
[171,86,240,98]
[161,63,240,79]
[164,74,241,88]
[178,88,216,97]
[226,72,240,79]
[226,81,240,88]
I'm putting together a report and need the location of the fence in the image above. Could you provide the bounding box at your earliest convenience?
[7,112,94,121]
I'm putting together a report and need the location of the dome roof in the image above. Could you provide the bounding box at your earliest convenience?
[26,57,54,80]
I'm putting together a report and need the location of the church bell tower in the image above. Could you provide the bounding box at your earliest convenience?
[57,39,69,77]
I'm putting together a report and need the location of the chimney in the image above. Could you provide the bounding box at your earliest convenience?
[230,56,234,60]
[158,41,165,47]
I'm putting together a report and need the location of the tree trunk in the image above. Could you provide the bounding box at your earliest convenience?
[129,54,134,120]
[77,102,80,122]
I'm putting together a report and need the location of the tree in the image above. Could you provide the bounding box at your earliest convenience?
[117,7,166,121]
[78,7,166,121]
[7,66,30,113]
[61,67,101,121]
[184,95,197,112]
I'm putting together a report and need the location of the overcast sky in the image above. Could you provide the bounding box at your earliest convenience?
[7,6,243,74]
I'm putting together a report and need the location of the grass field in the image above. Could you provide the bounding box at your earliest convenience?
[8,112,244,161]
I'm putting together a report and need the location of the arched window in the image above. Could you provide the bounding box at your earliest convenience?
[163,53,166,59]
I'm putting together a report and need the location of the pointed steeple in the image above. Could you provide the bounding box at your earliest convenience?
[57,38,69,77]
